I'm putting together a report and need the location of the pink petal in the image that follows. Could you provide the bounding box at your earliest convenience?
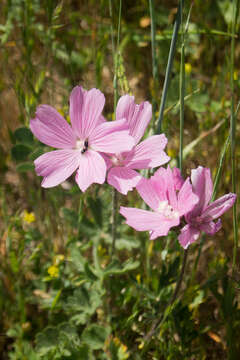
[120,206,179,238]
[172,167,184,190]
[178,224,200,249]
[199,219,222,235]
[34,149,81,187]
[149,216,180,239]
[69,86,105,139]
[201,193,236,221]
[165,165,178,210]
[190,167,213,216]
[177,177,199,216]
[116,95,152,144]
[30,105,76,148]
[120,207,165,231]
[136,177,161,211]
[124,134,170,170]
[75,150,106,192]
[107,167,142,195]
[89,119,135,153]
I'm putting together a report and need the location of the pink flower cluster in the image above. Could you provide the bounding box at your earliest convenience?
[30,86,236,248]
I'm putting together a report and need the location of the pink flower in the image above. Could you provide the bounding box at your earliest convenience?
[178,166,237,249]
[30,86,135,192]
[120,166,199,239]
[106,95,170,194]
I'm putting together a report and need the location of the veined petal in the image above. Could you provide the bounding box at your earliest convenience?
[107,167,142,195]
[149,216,180,239]
[177,177,199,216]
[34,149,81,187]
[89,119,135,153]
[136,177,161,211]
[172,167,184,190]
[70,86,105,139]
[178,224,200,249]
[120,207,165,231]
[116,95,152,144]
[151,167,168,202]
[75,150,106,192]
[30,105,76,148]
[124,134,169,170]
[199,219,222,235]
[190,167,213,216]
[201,193,236,221]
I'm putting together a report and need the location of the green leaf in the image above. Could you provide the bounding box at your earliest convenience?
[11,144,32,162]
[115,237,140,250]
[16,162,34,172]
[104,259,140,276]
[29,147,44,161]
[82,324,110,350]
[84,262,98,281]
[36,327,59,356]
[14,127,34,144]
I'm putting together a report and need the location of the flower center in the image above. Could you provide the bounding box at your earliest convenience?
[111,154,124,166]
[157,201,179,219]
[75,139,89,154]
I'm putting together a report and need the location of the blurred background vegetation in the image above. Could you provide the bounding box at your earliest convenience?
[0,0,240,359]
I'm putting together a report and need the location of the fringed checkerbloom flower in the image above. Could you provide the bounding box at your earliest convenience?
[178,166,236,249]
[30,86,134,192]
[105,95,170,194]
[120,166,198,239]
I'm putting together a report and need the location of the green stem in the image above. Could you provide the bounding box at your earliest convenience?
[231,0,239,275]
[113,0,122,113]
[109,0,122,259]
[149,0,158,128]
[143,248,189,343]
[111,189,118,259]
[179,0,185,173]
[156,0,184,134]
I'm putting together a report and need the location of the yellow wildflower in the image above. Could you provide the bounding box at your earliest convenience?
[48,265,59,278]
[234,71,238,81]
[23,210,36,224]
[185,63,192,74]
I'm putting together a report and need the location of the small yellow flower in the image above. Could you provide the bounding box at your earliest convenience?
[48,265,59,278]
[136,274,141,284]
[234,71,238,81]
[167,148,177,158]
[138,342,144,350]
[185,63,192,74]
[23,210,36,224]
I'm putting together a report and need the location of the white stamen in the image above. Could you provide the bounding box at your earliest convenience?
[75,139,84,150]
[157,201,179,219]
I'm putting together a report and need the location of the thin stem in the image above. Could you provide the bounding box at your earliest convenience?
[113,0,122,113]
[149,0,158,128]
[143,248,189,343]
[231,0,239,275]
[110,0,122,259]
[212,135,230,201]
[108,0,115,56]
[111,189,118,259]
[156,0,184,134]
[179,0,185,173]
